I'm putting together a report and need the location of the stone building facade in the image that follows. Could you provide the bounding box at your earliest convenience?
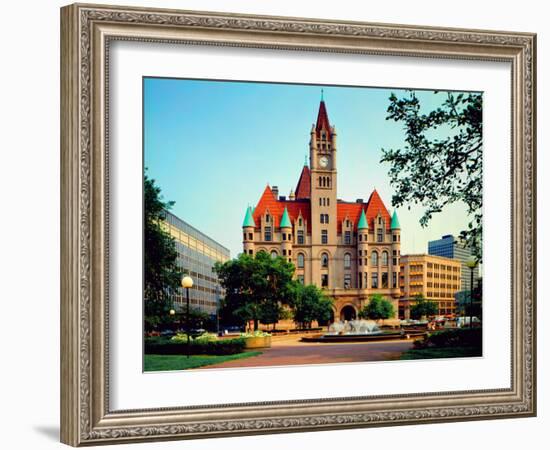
[399,254,462,319]
[241,99,402,321]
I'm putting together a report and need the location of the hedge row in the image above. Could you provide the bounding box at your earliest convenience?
[145,337,246,355]
[414,328,482,350]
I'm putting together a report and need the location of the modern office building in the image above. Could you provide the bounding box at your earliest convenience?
[428,234,479,293]
[399,254,462,318]
[162,211,230,316]
[241,98,402,321]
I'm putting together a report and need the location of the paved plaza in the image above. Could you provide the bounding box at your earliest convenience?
[201,334,415,369]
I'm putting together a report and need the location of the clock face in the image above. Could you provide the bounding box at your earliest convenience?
[319,156,329,168]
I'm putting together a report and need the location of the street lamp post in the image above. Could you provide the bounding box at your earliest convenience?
[181,276,194,358]
[465,256,478,329]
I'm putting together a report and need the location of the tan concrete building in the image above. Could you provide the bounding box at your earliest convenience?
[399,254,462,319]
[242,99,402,321]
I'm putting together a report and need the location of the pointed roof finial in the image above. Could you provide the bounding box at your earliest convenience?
[304,154,308,167]
[280,207,292,228]
[242,206,256,228]
[357,209,368,230]
[391,210,401,230]
[321,88,324,101]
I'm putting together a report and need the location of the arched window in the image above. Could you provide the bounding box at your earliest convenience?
[344,253,351,269]
[319,176,322,187]
[381,251,389,266]
[371,251,378,266]
[270,250,278,259]
[321,253,329,268]
[297,253,305,268]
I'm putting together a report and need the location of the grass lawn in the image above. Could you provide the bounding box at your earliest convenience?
[400,346,482,360]
[144,351,262,371]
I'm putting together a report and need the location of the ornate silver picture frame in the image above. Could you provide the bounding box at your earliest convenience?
[60,3,536,446]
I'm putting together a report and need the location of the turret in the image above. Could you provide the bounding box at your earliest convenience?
[357,209,369,290]
[242,206,256,255]
[280,207,293,263]
[289,189,295,201]
[390,210,401,293]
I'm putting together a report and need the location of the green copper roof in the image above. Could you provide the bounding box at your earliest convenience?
[280,207,292,228]
[391,210,401,229]
[242,206,256,228]
[357,209,368,230]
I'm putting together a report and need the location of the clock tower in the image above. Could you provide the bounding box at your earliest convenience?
[309,95,338,286]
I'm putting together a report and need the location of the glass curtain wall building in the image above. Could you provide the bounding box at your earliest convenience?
[162,210,230,317]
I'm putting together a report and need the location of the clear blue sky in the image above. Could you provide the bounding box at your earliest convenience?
[144,77,477,257]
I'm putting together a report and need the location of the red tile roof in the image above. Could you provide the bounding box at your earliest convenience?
[336,192,391,233]
[315,100,332,138]
[294,165,311,199]
[365,189,391,230]
[252,185,390,235]
[253,186,312,232]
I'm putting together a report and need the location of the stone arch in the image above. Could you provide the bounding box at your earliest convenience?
[371,250,379,266]
[339,304,357,321]
[344,252,352,269]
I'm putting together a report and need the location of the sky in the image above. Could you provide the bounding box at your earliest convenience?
[143,77,478,258]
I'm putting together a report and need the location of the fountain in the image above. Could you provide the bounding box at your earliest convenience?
[325,319,382,336]
[300,319,426,343]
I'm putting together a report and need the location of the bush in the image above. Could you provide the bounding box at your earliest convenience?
[170,332,217,343]
[240,330,271,338]
[145,337,246,355]
[414,328,482,350]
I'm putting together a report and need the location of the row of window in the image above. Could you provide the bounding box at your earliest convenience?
[356,272,399,289]
[318,176,332,188]
[319,197,330,206]
[257,227,400,244]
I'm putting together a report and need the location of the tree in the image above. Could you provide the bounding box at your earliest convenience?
[410,294,438,320]
[381,91,482,259]
[359,294,395,321]
[143,171,182,331]
[214,251,295,330]
[289,283,334,329]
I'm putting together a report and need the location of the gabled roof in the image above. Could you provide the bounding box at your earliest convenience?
[252,186,311,231]
[365,189,391,230]
[315,100,332,138]
[294,165,311,199]
[242,206,256,228]
[336,190,391,233]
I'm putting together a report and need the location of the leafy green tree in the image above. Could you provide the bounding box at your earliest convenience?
[214,251,295,330]
[289,283,334,329]
[359,294,395,322]
[143,171,182,331]
[410,294,438,320]
[381,91,482,259]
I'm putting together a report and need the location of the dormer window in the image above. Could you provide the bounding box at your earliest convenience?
[266,214,270,223]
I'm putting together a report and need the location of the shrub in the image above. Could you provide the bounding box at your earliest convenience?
[170,332,217,343]
[145,337,246,356]
[240,330,271,338]
[414,328,482,350]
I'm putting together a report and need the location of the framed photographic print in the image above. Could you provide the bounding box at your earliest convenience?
[60,3,537,446]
